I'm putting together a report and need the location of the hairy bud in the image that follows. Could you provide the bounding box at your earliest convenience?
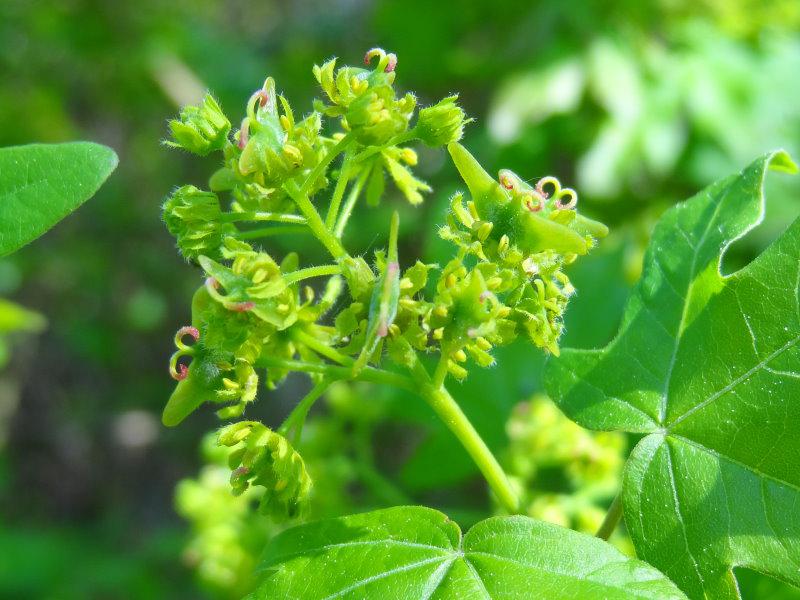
[163,186,235,262]
[218,421,312,521]
[415,95,469,147]
[167,94,230,156]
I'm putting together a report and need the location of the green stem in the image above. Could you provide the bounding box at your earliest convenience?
[596,492,623,541]
[291,329,354,366]
[283,181,347,259]
[431,353,450,390]
[300,134,354,195]
[278,379,330,442]
[282,264,341,286]
[408,358,519,514]
[334,167,370,238]
[351,131,415,164]
[325,148,354,230]
[256,356,414,391]
[220,211,306,224]
[235,225,309,240]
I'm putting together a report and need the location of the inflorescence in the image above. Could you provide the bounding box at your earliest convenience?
[162,48,607,520]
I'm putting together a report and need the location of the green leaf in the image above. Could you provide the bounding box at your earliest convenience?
[248,506,686,599]
[0,142,118,257]
[545,151,800,598]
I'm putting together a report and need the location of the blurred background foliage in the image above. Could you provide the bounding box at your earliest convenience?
[1,0,799,597]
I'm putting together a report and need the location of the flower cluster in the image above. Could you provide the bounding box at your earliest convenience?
[174,433,271,596]
[439,143,608,357]
[162,49,606,519]
[218,421,312,521]
[502,395,627,547]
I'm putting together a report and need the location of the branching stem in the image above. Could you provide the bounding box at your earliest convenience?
[257,356,414,391]
[278,378,331,442]
[300,134,354,195]
[283,181,347,259]
[292,329,354,366]
[334,167,370,238]
[407,357,519,514]
[325,148,354,229]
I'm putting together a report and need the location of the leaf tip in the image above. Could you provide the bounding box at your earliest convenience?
[767,149,798,175]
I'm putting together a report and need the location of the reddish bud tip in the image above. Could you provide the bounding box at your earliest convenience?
[238,119,250,150]
[171,363,189,381]
[230,301,255,312]
[479,291,491,303]
[385,54,397,73]
[525,196,543,212]
[256,89,269,107]
[206,277,220,289]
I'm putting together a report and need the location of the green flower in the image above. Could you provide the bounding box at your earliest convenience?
[313,48,416,146]
[502,395,626,539]
[219,421,312,521]
[167,93,230,156]
[163,285,273,426]
[447,142,608,258]
[199,238,298,329]
[442,142,609,356]
[427,261,515,379]
[236,78,326,190]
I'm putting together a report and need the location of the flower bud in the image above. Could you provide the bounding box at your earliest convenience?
[415,96,469,147]
[167,94,230,156]
[313,49,415,146]
[345,87,415,146]
[163,186,235,262]
[218,421,312,521]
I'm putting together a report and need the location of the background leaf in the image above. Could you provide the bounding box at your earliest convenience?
[0,142,118,257]
[249,505,686,599]
[546,151,800,598]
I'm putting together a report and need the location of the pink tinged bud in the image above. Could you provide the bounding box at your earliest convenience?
[377,321,388,338]
[467,328,478,338]
[364,48,397,73]
[229,301,255,312]
[479,291,491,303]
[206,277,219,289]
[232,466,250,477]
[255,89,269,107]
[387,262,399,276]
[237,119,250,149]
